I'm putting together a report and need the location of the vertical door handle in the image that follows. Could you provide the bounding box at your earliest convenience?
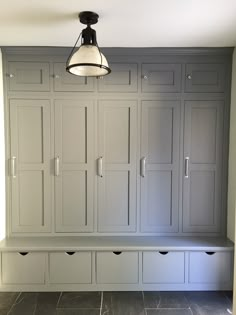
[10,156,16,178]
[55,156,60,176]
[141,157,146,177]
[98,156,103,177]
[184,157,189,178]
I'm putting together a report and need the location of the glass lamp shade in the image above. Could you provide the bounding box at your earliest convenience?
[66,45,111,77]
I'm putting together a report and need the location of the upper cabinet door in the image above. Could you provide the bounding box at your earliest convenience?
[141,64,181,93]
[10,99,51,233]
[140,101,180,232]
[8,62,50,91]
[53,63,94,92]
[183,100,224,233]
[98,63,138,92]
[55,100,94,232]
[98,100,137,232]
[185,63,225,92]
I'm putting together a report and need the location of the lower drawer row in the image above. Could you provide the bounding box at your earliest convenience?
[0,251,233,286]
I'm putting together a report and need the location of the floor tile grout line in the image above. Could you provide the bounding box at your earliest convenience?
[56,291,62,308]
[100,291,103,315]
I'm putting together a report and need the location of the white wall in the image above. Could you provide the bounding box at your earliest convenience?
[0,49,6,241]
[228,49,236,242]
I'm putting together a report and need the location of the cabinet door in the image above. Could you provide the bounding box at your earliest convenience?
[55,100,94,232]
[185,63,225,92]
[8,62,50,91]
[10,99,51,233]
[53,62,94,92]
[141,64,181,93]
[98,63,138,92]
[141,101,180,232]
[98,100,137,232]
[183,101,223,233]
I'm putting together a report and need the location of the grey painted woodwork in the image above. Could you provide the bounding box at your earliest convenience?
[98,63,138,92]
[183,101,224,233]
[8,62,50,91]
[98,100,137,232]
[185,63,225,92]
[141,63,181,92]
[54,100,94,232]
[53,62,94,92]
[140,101,180,232]
[9,99,51,233]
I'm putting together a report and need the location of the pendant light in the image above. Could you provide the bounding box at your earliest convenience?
[66,11,111,77]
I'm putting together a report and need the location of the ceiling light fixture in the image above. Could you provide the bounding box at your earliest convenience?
[66,11,111,77]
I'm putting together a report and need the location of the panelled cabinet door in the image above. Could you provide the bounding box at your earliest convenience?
[10,99,51,232]
[141,64,181,93]
[55,100,94,232]
[98,100,137,232]
[98,63,138,92]
[8,62,50,91]
[183,101,224,233]
[185,63,225,92]
[140,101,180,232]
[53,63,94,92]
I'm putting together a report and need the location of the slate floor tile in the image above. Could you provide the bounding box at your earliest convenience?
[190,303,232,315]
[224,291,233,302]
[37,292,61,305]
[146,309,192,315]
[14,292,38,305]
[143,291,161,308]
[57,309,100,315]
[185,291,231,307]
[0,293,20,311]
[159,292,189,308]
[7,303,36,315]
[0,309,9,315]
[34,304,57,315]
[102,291,145,315]
[58,292,101,309]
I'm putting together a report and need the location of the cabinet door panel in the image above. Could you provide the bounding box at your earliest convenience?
[141,101,180,232]
[183,101,223,232]
[10,99,51,233]
[55,100,94,232]
[8,62,50,91]
[53,62,94,92]
[98,100,137,232]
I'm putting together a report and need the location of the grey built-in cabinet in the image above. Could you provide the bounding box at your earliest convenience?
[3,48,232,237]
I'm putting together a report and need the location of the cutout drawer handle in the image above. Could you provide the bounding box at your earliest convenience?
[205,252,216,255]
[159,251,169,255]
[19,252,29,256]
[66,252,75,256]
[98,156,103,177]
[113,251,122,255]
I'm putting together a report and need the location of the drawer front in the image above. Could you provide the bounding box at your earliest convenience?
[53,63,94,92]
[98,63,138,92]
[49,252,92,284]
[8,62,50,91]
[96,251,139,284]
[189,251,232,284]
[2,252,46,284]
[141,63,181,92]
[185,63,225,92]
[143,251,185,284]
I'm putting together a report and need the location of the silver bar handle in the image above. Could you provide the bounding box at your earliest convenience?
[55,156,60,176]
[10,156,16,178]
[141,157,146,177]
[184,157,189,178]
[98,156,103,177]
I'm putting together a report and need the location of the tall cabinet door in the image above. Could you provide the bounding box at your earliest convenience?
[98,100,137,232]
[55,100,94,232]
[140,101,180,232]
[183,101,224,233]
[10,99,51,232]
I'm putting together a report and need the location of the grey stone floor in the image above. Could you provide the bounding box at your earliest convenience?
[0,291,233,315]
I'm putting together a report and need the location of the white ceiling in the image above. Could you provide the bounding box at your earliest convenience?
[1,0,236,47]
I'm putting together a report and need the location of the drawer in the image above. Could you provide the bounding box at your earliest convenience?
[143,251,185,284]
[96,251,139,284]
[141,63,181,92]
[53,62,94,91]
[2,252,46,284]
[189,251,232,284]
[8,62,50,91]
[98,63,138,92]
[49,252,92,284]
[185,63,225,92]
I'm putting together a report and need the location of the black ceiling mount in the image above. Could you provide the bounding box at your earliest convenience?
[79,11,99,25]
